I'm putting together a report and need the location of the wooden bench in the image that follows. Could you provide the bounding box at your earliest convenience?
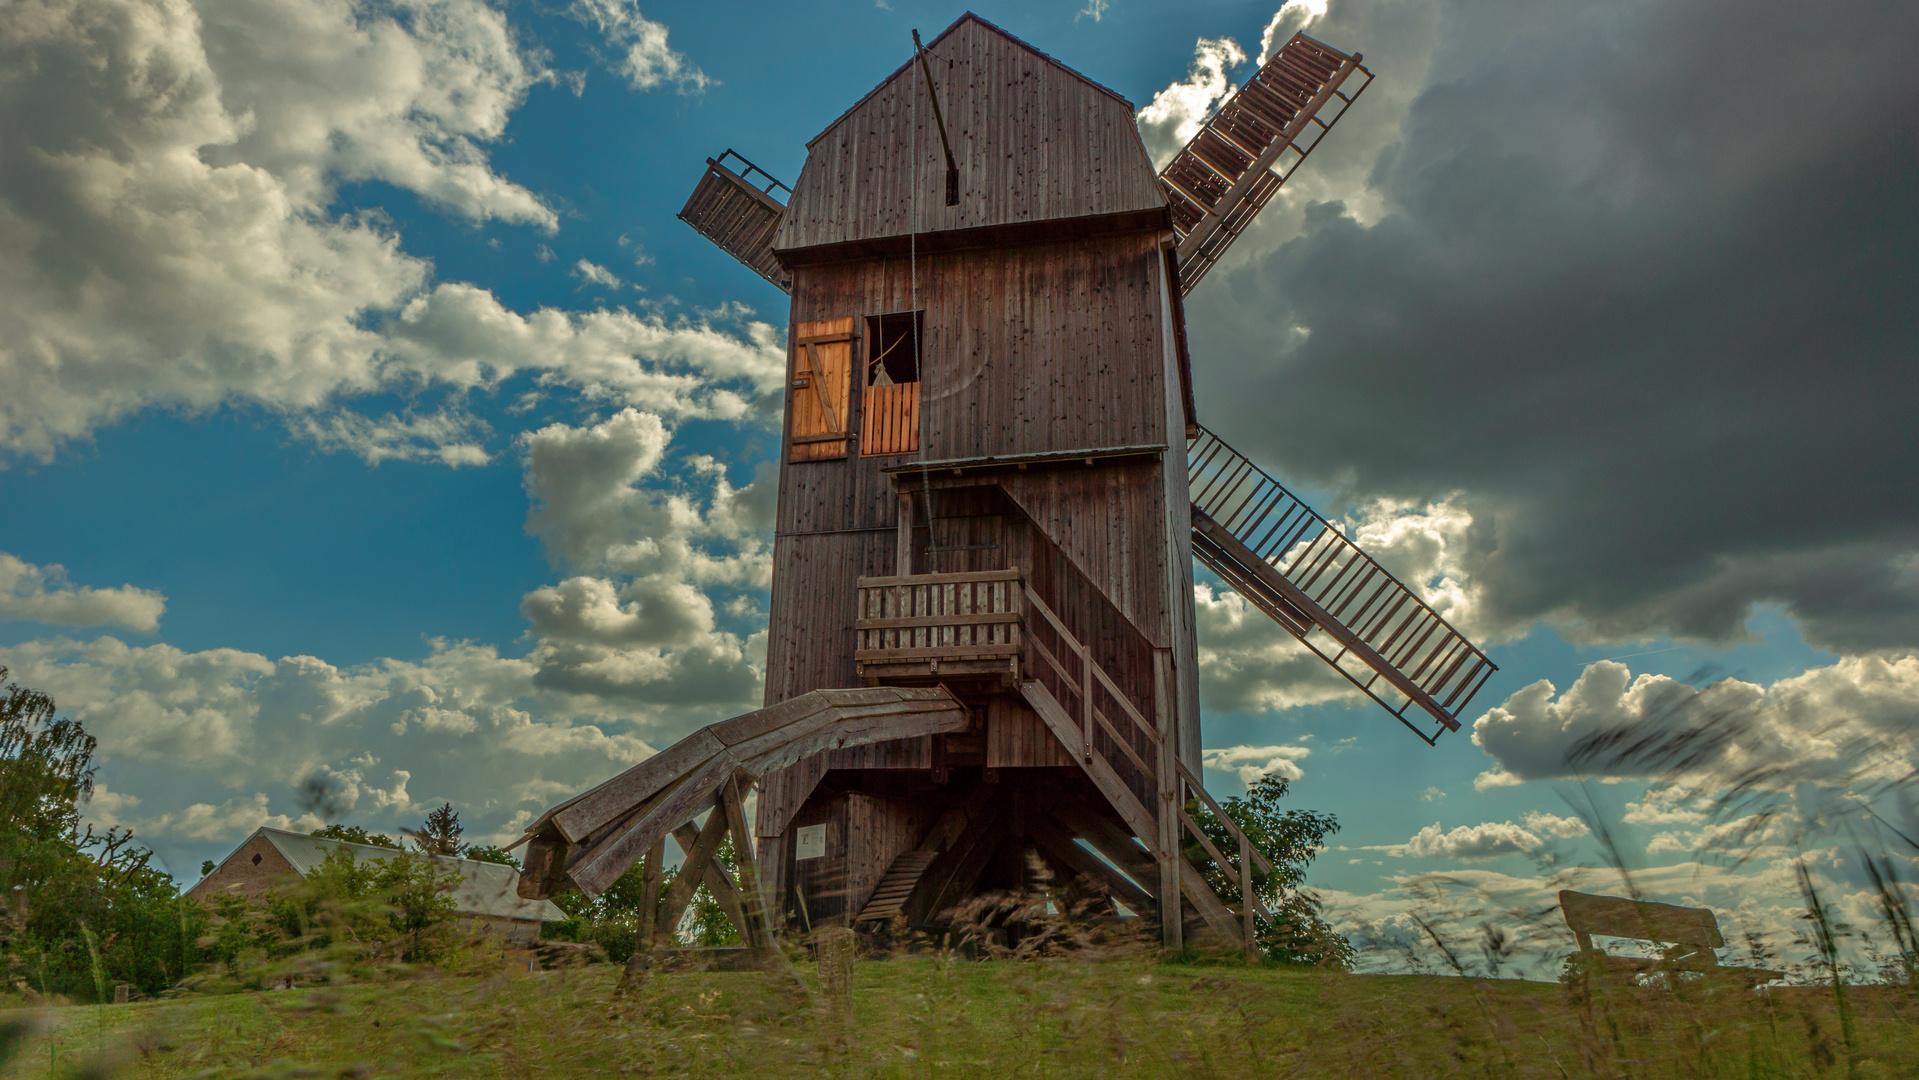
[1559,889,1779,985]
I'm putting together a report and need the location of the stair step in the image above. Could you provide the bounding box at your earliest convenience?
[856,851,942,923]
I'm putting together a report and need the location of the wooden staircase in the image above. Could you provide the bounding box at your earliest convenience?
[839,567,1293,958]
[856,851,941,923]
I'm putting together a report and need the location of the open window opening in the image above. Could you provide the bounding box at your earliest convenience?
[866,311,922,387]
[862,311,922,455]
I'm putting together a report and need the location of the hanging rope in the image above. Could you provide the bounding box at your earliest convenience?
[910,30,939,570]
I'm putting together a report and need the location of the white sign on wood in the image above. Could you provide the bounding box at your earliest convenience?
[795,823,828,861]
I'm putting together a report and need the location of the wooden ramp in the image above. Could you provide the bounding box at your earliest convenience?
[515,686,968,901]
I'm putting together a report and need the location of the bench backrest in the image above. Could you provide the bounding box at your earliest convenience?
[1559,889,1723,949]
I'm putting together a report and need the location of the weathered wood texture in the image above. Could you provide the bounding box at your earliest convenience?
[1560,890,1725,950]
[1159,33,1363,290]
[855,569,1021,669]
[861,381,919,455]
[785,790,932,928]
[514,686,967,900]
[777,234,1168,506]
[789,317,854,461]
[678,158,792,291]
[774,14,1162,252]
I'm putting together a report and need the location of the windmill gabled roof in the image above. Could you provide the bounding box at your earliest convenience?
[804,12,1135,152]
[231,827,565,923]
[775,12,1164,252]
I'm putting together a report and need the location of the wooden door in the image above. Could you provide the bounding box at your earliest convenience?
[789,317,854,461]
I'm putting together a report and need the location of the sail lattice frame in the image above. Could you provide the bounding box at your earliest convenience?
[1188,427,1497,743]
[1161,33,1374,294]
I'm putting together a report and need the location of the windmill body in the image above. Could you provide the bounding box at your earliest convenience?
[515,13,1495,959]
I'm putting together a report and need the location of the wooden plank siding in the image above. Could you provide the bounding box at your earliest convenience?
[775,234,1169,538]
[752,13,1201,921]
[773,14,1163,253]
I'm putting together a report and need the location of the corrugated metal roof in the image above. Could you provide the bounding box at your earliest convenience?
[249,828,565,923]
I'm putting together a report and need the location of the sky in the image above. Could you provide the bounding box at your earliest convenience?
[1,0,1914,974]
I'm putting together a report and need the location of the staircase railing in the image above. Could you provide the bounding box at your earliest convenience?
[1187,426,1496,743]
[1018,584,1278,957]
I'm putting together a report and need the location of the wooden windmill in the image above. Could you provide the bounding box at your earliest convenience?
[515,13,1495,959]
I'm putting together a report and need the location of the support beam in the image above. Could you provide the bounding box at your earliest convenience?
[671,822,750,945]
[721,772,781,951]
[1028,816,1156,916]
[1153,650,1183,951]
[655,808,730,945]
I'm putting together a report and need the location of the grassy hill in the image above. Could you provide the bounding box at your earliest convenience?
[6,955,1915,1079]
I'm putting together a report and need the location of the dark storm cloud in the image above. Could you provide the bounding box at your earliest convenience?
[1188,0,1919,651]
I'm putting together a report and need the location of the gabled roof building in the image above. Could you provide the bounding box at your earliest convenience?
[189,827,565,944]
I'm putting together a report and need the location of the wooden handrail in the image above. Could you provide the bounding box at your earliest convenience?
[1022,586,1160,748]
[1179,806,1274,923]
[1176,761,1276,878]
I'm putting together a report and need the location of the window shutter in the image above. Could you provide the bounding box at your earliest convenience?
[789,317,855,460]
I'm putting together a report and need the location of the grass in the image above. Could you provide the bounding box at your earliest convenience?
[4,952,1916,1079]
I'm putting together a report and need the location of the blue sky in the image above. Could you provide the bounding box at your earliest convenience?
[2,0,1913,973]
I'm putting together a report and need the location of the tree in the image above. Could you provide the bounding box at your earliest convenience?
[1187,773,1355,968]
[462,844,520,868]
[415,803,464,857]
[311,824,401,850]
[1,667,95,886]
[0,668,205,999]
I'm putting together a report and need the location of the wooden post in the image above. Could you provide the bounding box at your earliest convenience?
[817,926,857,1052]
[1238,832,1257,963]
[896,491,914,575]
[720,773,778,950]
[621,836,668,986]
[1153,649,1183,951]
[1079,644,1094,765]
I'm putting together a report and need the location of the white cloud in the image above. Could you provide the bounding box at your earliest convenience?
[1470,654,1919,791]
[1622,785,1709,826]
[1395,820,1547,860]
[0,553,166,632]
[1136,36,1246,169]
[1645,830,1693,854]
[134,792,327,842]
[1192,583,1359,713]
[1257,0,1329,65]
[0,0,783,463]
[566,0,710,92]
[293,408,491,467]
[573,259,624,290]
[1521,810,1590,841]
[516,413,772,707]
[0,633,677,848]
[1201,743,1311,785]
[1366,812,1586,861]
[1076,0,1110,23]
[1419,785,1445,802]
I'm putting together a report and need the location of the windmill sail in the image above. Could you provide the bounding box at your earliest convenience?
[678,151,793,292]
[1187,427,1496,743]
[1160,33,1372,294]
